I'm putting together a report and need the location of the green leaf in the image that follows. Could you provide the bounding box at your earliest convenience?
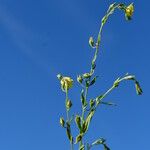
[66,122,72,142]
[81,89,87,107]
[89,76,98,86]
[75,134,83,144]
[82,110,95,133]
[101,101,117,106]
[75,115,82,132]
[90,99,95,108]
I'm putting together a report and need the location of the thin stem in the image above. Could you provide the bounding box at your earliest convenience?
[81,86,88,121]
[65,90,74,150]
[65,90,69,121]
[71,142,74,150]
[79,86,89,149]
[96,75,132,107]
[95,85,116,108]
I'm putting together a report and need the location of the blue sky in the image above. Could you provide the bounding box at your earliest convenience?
[0,0,149,150]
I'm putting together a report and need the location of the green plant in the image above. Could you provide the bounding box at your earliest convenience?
[57,2,142,150]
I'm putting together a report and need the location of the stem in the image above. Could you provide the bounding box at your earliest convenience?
[65,90,69,121]
[81,86,88,120]
[79,86,89,149]
[96,75,132,107]
[96,85,116,108]
[71,142,74,150]
[65,90,74,150]
[100,85,115,101]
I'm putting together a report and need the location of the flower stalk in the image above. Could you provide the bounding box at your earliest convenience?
[57,2,142,150]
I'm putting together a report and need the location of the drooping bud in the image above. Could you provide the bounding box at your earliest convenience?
[135,81,143,95]
[89,37,95,48]
[125,3,134,20]
[60,117,65,127]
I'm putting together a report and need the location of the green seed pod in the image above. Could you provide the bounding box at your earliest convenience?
[60,117,65,127]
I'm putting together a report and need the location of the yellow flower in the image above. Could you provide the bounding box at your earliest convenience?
[125,3,134,20]
[60,76,73,92]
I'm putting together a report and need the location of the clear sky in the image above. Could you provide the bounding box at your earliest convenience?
[0,0,149,150]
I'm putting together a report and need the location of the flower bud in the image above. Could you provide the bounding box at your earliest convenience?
[66,99,72,110]
[60,117,65,127]
[77,75,83,84]
[89,37,95,48]
[60,76,73,92]
[75,115,81,130]
[57,74,63,80]
[83,73,91,79]
[125,3,134,20]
